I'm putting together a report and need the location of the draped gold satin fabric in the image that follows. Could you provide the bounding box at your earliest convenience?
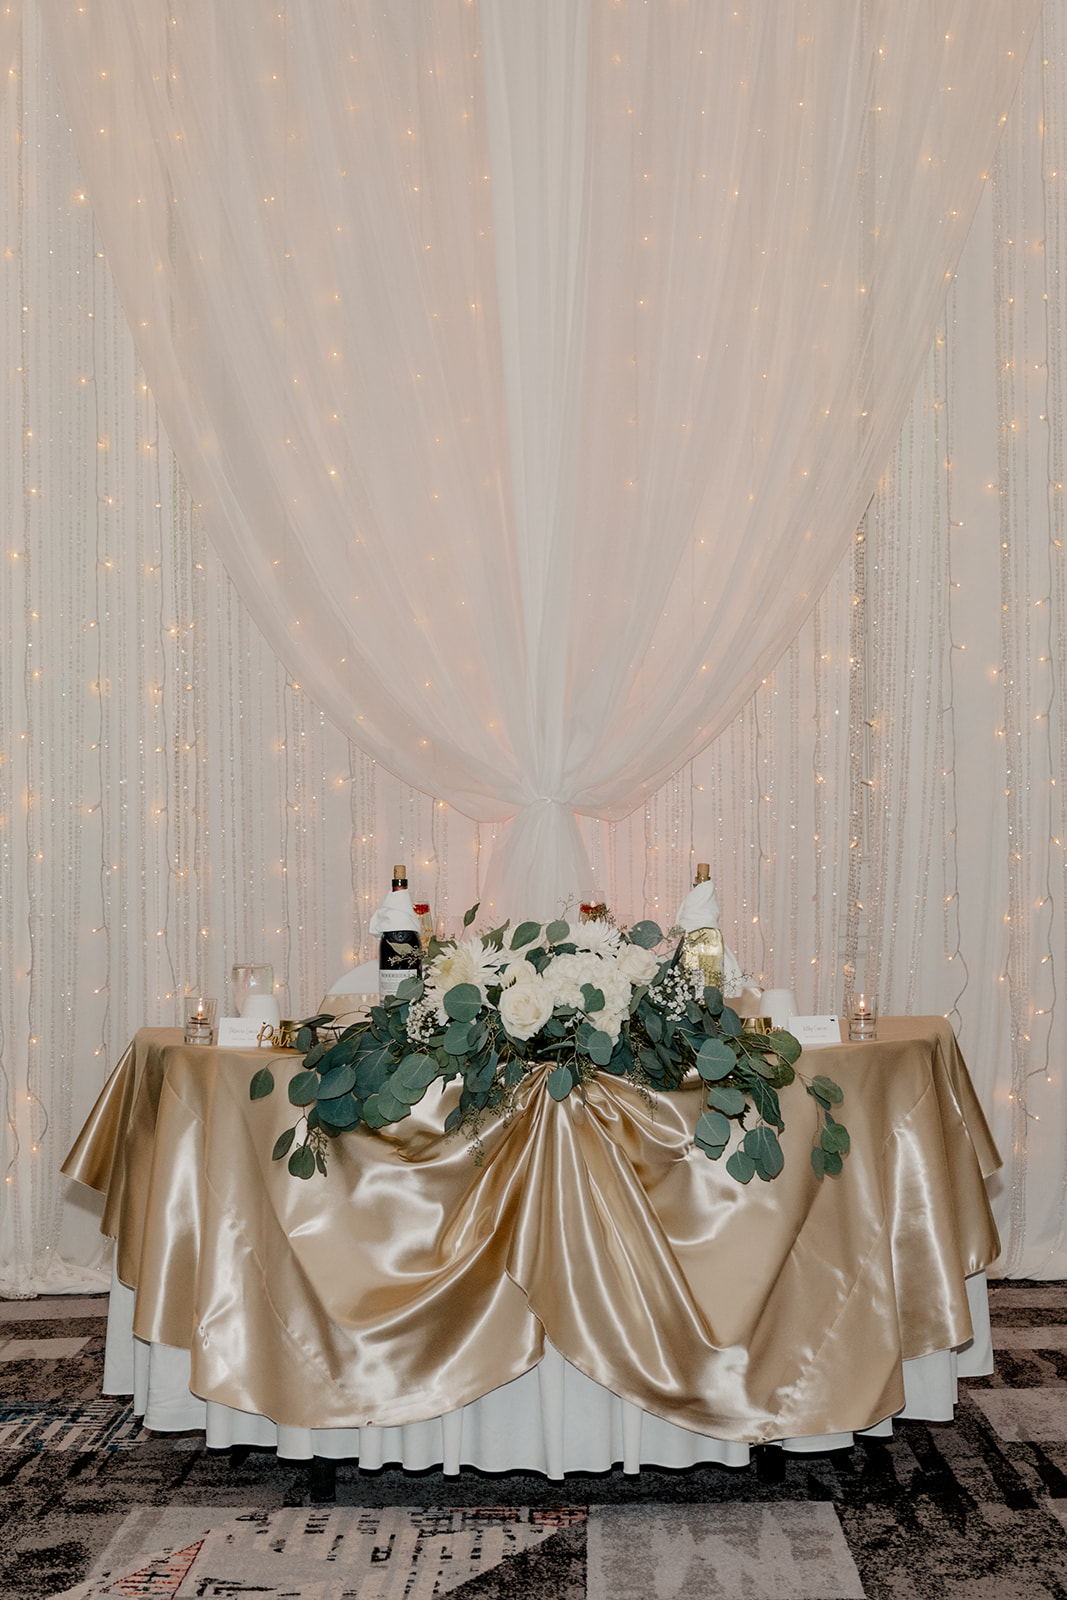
[64,1017,1000,1443]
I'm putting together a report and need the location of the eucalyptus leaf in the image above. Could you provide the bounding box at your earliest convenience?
[547,1065,574,1100]
[719,1007,743,1038]
[287,1070,320,1107]
[318,1095,360,1132]
[443,983,482,1023]
[389,1076,432,1106]
[379,1085,413,1121]
[811,1146,827,1179]
[444,1105,464,1133]
[770,1029,803,1065]
[443,1020,474,1055]
[393,1052,438,1092]
[810,1074,844,1104]
[249,1067,275,1100]
[271,1127,296,1161]
[820,1121,851,1156]
[747,1077,783,1130]
[707,1084,747,1117]
[581,983,605,1013]
[317,1061,357,1100]
[463,903,480,927]
[396,975,423,1002]
[629,984,648,1015]
[545,919,570,944]
[743,1125,785,1180]
[821,1148,844,1177]
[726,1147,757,1184]
[696,1039,736,1081]
[587,1030,615,1066]
[354,1047,393,1098]
[288,1144,315,1180]
[702,986,725,1015]
[746,1055,776,1080]
[472,1054,497,1093]
[576,1020,600,1051]
[628,920,663,949]
[695,1109,732,1147]
[511,920,542,950]
[639,1047,663,1077]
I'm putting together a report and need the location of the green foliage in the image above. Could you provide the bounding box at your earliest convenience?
[250,910,850,1186]
[249,1067,275,1100]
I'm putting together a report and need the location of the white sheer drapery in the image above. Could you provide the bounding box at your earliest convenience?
[37,1,1039,920]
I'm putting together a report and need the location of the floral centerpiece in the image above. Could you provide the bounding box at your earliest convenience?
[250,909,849,1183]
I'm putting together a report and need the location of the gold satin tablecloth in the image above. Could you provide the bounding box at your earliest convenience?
[64,1016,1000,1444]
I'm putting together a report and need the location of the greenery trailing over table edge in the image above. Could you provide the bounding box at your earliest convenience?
[249,910,850,1184]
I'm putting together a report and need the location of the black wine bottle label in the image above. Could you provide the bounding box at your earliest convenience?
[379,929,421,996]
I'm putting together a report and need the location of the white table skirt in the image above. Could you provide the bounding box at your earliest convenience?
[104,1270,992,1478]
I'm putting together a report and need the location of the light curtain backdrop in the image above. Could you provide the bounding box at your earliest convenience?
[35,0,1038,918]
[1,0,1064,1289]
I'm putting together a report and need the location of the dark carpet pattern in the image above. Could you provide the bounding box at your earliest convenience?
[0,1283,1066,1597]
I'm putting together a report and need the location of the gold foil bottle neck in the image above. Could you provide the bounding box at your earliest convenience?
[694,862,711,884]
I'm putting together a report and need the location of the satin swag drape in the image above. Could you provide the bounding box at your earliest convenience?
[37,0,1040,920]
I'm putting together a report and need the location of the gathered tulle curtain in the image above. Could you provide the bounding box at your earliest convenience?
[37,0,1039,918]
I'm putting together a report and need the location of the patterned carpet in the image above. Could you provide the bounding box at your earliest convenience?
[1,1282,1066,1598]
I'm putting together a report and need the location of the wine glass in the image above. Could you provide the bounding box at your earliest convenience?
[231,963,274,1017]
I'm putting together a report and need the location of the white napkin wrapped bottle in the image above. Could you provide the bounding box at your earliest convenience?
[370,866,422,998]
[675,865,746,997]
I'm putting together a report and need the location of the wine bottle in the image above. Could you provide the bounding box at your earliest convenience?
[378,865,422,998]
[678,861,725,993]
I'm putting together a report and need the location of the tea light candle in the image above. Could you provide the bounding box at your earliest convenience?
[183,994,217,1046]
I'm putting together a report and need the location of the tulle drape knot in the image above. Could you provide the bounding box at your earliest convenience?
[480,797,593,925]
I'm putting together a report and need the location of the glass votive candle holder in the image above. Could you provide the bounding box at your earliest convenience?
[846,993,878,1042]
[231,963,274,1017]
[184,995,217,1046]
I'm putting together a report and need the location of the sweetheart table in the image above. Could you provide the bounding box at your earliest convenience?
[63,1016,1001,1477]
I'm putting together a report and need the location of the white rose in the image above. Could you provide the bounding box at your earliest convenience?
[501,958,538,987]
[498,976,555,1041]
[615,942,661,985]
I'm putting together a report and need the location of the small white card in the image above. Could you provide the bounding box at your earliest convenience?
[217,1016,278,1049]
[789,1015,842,1048]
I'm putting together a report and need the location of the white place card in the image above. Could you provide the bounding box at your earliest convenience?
[789,1015,843,1048]
[217,1016,278,1049]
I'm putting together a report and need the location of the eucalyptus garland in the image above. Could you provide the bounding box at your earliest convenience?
[250,911,849,1182]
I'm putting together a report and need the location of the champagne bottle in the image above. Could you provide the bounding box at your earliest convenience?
[378,865,422,998]
[678,862,725,993]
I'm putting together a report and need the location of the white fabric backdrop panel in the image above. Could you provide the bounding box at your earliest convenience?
[5,0,1067,1292]
[36,0,1040,919]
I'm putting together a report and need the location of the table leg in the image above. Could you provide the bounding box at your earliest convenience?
[754,1443,786,1483]
[310,1455,337,1502]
